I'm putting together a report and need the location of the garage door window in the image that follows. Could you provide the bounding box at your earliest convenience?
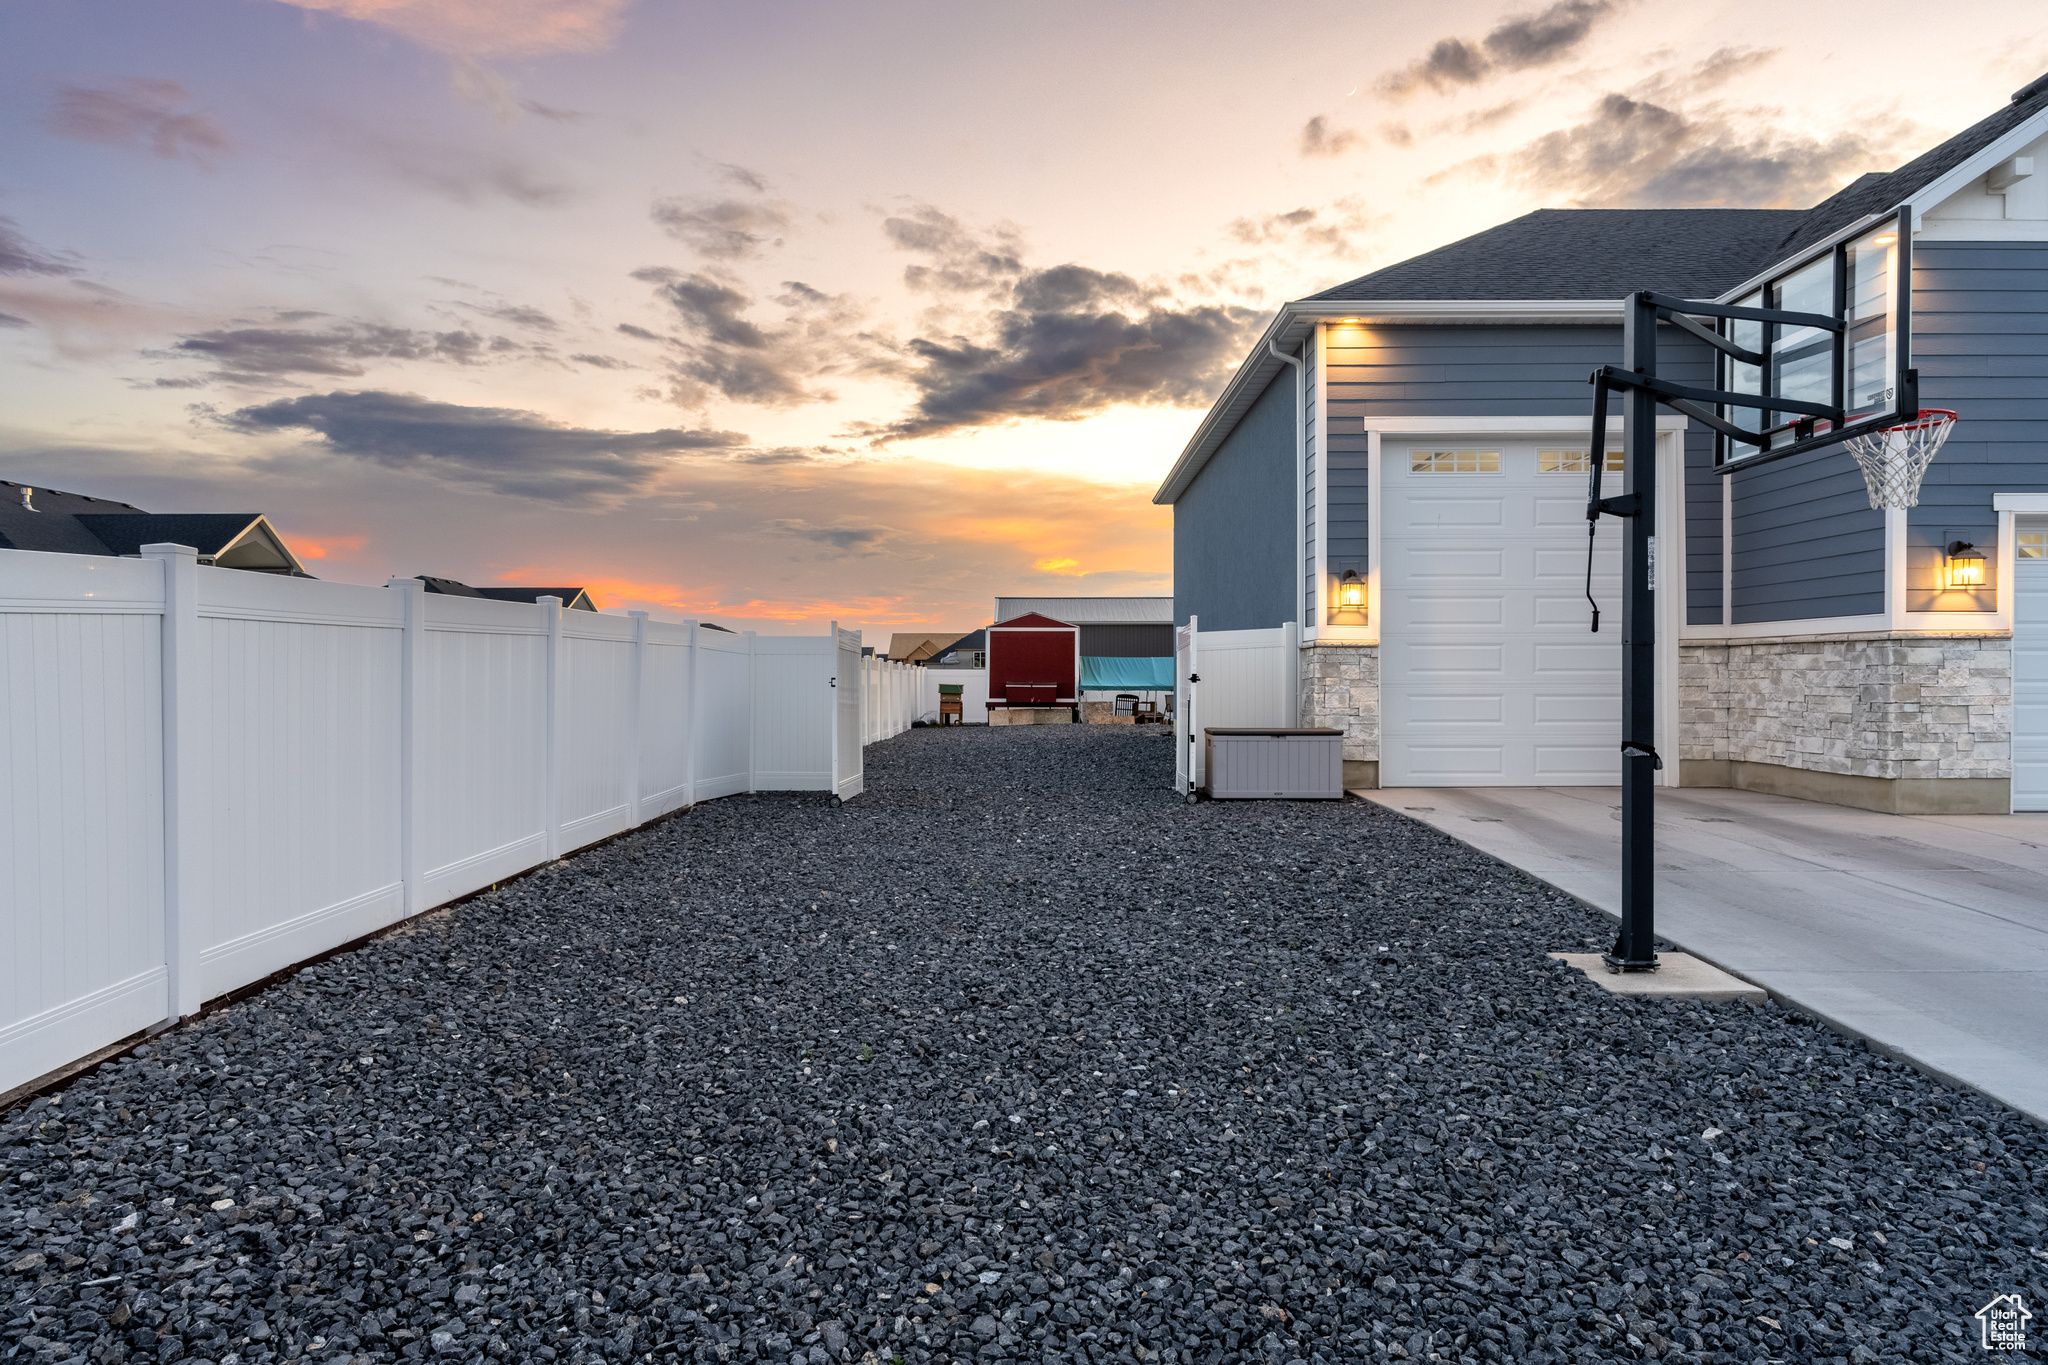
[1536,449,1623,473]
[2020,528,2047,559]
[1410,449,1500,473]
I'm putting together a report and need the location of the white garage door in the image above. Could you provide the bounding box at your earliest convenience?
[2015,523,2048,810]
[1380,442,1623,786]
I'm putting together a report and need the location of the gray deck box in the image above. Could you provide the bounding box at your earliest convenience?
[1203,728,1344,799]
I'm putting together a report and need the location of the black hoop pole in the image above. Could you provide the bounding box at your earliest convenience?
[1609,292,1661,971]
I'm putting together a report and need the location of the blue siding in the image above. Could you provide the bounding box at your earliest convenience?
[1909,242,2048,611]
[1684,429,1722,625]
[1729,451,1883,623]
[1324,324,1726,622]
[1174,368,1296,631]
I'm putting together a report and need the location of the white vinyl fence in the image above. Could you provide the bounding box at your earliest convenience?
[0,546,889,1094]
[1174,616,1302,791]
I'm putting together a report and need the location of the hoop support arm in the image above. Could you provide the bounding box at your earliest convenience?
[1639,292,1843,331]
[1655,307,1765,365]
[1590,365,1843,422]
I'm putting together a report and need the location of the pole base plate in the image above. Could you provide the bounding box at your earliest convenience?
[1601,951,1660,973]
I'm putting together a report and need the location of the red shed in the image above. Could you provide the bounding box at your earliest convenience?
[986,612,1079,711]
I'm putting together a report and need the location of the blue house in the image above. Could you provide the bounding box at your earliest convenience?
[1159,74,2048,814]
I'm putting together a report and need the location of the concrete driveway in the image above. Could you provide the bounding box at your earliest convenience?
[1361,784,2048,1126]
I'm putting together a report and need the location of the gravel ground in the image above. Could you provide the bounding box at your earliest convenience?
[5,724,2046,1365]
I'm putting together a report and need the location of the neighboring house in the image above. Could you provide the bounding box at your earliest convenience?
[1159,74,2048,813]
[993,596,1174,660]
[886,631,966,663]
[417,575,598,611]
[930,627,987,668]
[0,480,309,575]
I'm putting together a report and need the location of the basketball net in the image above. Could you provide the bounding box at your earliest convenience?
[1840,409,1958,509]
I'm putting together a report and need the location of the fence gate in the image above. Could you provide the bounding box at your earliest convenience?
[833,626,864,802]
[1174,618,1197,793]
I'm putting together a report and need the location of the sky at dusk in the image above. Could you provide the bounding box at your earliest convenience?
[3,0,2045,639]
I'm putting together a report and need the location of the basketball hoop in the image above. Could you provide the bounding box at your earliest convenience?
[1841,409,1958,509]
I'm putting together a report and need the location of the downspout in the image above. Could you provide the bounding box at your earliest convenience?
[1270,336,1308,647]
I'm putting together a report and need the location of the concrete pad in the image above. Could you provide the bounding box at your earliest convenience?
[1365,786,2048,1125]
[1547,951,1766,1003]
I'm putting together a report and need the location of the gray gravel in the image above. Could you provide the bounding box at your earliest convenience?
[5,724,2045,1365]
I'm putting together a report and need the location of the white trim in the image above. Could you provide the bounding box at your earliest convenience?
[1908,104,2048,231]
[1361,415,1690,434]
[1720,473,1732,628]
[1363,427,1383,646]
[1303,299,1624,325]
[1680,613,1894,641]
[1885,506,1909,631]
[1307,323,1332,640]
[1657,430,1681,788]
[1995,494,2048,512]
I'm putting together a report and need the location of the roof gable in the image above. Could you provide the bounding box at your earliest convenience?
[991,612,1075,630]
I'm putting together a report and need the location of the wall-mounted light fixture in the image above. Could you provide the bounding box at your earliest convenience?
[1945,540,1986,589]
[1336,568,1366,610]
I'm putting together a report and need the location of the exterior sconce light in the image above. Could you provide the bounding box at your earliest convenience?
[1337,568,1366,610]
[1945,540,1985,589]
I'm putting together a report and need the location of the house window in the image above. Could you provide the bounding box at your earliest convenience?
[1410,449,1500,473]
[1537,449,1623,473]
[2020,529,2048,559]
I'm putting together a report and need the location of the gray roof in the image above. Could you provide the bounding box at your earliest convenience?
[0,482,147,555]
[0,482,302,574]
[1309,209,1803,303]
[418,575,597,611]
[993,596,1174,625]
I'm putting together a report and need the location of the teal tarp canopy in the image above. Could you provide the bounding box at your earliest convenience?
[1080,656,1174,691]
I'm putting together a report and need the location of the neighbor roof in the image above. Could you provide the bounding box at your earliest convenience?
[419,575,597,611]
[886,631,966,662]
[0,481,306,574]
[1771,69,2048,261]
[1309,209,1803,303]
[993,596,1173,625]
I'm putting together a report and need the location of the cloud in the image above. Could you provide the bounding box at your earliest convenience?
[43,79,232,165]
[0,312,29,329]
[650,197,796,260]
[765,518,896,554]
[272,0,633,57]
[158,319,525,384]
[1225,198,1381,258]
[628,267,891,409]
[219,389,745,500]
[377,140,571,206]
[882,205,1027,296]
[863,206,1261,442]
[1299,115,1364,158]
[0,219,81,278]
[1381,0,1622,97]
[1463,91,1888,208]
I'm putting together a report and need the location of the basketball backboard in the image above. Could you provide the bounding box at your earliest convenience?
[1714,206,1918,467]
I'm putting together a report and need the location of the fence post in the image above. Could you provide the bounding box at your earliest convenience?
[143,544,204,1022]
[628,610,648,827]
[685,620,699,808]
[744,630,757,793]
[386,577,427,917]
[541,596,563,858]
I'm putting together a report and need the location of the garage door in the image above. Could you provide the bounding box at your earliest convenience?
[1379,442,1623,786]
[2015,522,2048,810]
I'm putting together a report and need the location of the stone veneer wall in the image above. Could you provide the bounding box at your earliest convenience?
[1679,635,2010,780]
[1300,643,1378,771]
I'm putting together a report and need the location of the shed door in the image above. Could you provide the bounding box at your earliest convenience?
[2015,524,2048,810]
[1379,442,1623,786]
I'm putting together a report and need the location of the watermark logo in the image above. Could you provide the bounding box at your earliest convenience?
[1975,1293,2031,1351]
